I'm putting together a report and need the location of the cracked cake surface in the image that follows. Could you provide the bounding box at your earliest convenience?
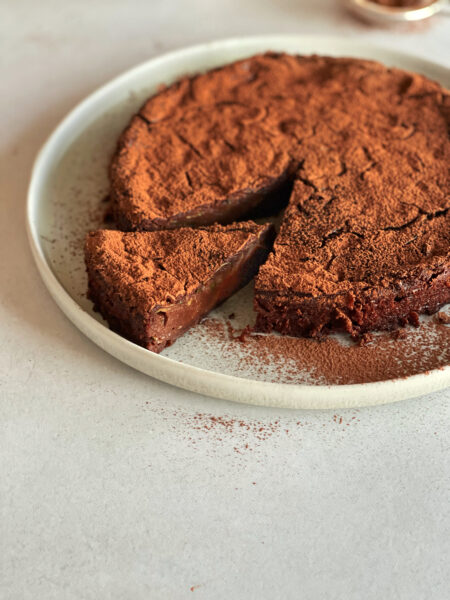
[85,222,275,352]
[110,52,449,232]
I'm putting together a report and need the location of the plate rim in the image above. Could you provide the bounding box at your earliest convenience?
[26,34,450,409]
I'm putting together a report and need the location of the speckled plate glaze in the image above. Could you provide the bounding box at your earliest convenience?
[27,35,450,409]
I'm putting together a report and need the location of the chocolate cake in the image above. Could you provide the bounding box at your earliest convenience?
[103,52,449,340]
[85,222,274,352]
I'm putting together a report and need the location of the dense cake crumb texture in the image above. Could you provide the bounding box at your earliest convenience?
[110,53,449,233]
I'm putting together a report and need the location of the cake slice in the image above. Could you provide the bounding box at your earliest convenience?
[254,178,450,339]
[85,222,275,352]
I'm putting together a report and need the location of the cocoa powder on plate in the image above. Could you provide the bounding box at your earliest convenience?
[202,318,449,385]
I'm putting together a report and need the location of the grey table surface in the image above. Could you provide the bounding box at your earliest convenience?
[1,1,449,598]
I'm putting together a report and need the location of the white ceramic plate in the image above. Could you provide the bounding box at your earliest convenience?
[27,35,450,409]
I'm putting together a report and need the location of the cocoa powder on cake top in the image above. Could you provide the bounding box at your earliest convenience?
[109,53,449,232]
[201,318,450,385]
[85,223,270,309]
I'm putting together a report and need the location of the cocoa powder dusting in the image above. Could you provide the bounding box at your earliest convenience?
[202,318,449,385]
[111,53,449,239]
[145,402,362,456]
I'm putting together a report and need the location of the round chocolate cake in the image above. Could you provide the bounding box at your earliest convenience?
[86,53,449,347]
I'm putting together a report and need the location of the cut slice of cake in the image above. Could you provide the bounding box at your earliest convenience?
[85,222,275,352]
[254,179,450,338]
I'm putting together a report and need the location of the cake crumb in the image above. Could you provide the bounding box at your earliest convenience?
[435,312,450,325]
[358,332,374,346]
